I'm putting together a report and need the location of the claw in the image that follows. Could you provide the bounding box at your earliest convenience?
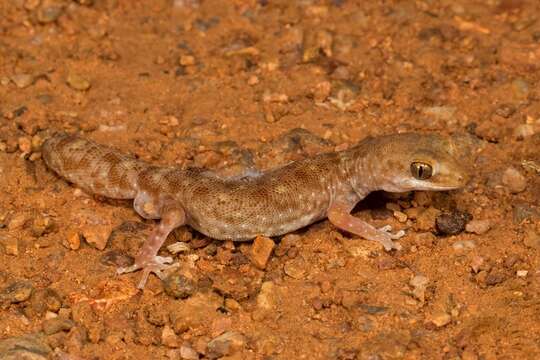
[378,225,406,240]
[117,256,179,289]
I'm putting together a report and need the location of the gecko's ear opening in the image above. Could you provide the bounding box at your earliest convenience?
[410,162,433,180]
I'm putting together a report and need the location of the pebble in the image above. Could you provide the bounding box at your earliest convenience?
[393,211,408,223]
[452,240,476,252]
[470,256,484,273]
[82,225,112,250]
[8,213,29,230]
[0,334,51,359]
[179,344,199,360]
[66,73,91,91]
[99,250,134,267]
[409,275,429,303]
[494,103,516,118]
[207,331,246,357]
[11,74,35,88]
[513,124,536,139]
[0,281,34,307]
[179,55,196,66]
[42,317,74,335]
[428,311,452,327]
[256,281,277,312]
[465,219,491,235]
[513,203,539,224]
[162,325,179,348]
[283,259,306,279]
[28,288,62,316]
[436,211,470,235]
[516,270,528,278]
[511,78,530,99]
[484,270,507,286]
[302,29,333,62]
[63,230,81,250]
[163,273,196,299]
[37,1,64,23]
[250,236,275,269]
[502,167,527,193]
[0,234,19,256]
[422,106,456,122]
[275,234,300,257]
[415,207,441,231]
[523,230,540,249]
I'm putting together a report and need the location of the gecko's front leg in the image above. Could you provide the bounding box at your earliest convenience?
[118,206,185,289]
[327,201,404,251]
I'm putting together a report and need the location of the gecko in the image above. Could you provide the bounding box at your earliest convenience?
[42,132,469,289]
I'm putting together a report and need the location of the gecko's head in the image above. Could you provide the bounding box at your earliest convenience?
[360,133,472,192]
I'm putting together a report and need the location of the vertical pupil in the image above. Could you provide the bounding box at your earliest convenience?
[418,165,424,178]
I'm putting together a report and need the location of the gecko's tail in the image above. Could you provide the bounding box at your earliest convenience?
[42,132,146,199]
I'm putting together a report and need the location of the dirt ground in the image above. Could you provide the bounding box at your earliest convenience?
[0,0,539,359]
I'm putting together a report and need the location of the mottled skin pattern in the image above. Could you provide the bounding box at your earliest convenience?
[42,132,469,288]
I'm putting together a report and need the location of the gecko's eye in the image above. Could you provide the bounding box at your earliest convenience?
[410,162,433,180]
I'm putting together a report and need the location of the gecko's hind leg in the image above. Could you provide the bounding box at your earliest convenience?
[327,201,403,251]
[117,206,185,289]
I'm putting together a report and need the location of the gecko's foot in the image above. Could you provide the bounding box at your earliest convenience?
[376,225,405,251]
[117,255,179,289]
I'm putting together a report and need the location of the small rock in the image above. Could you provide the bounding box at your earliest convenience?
[494,103,516,118]
[429,311,451,327]
[8,213,29,230]
[163,273,196,299]
[82,225,112,250]
[250,236,275,269]
[393,211,408,223]
[413,232,436,247]
[0,334,51,359]
[436,211,470,235]
[275,234,300,257]
[415,207,441,231]
[37,1,64,23]
[465,219,491,235]
[162,325,179,348]
[179,344,199,359]
[523,230,540,249]
[99,250,134,267]
[470,256,484,273]
[42,317,74,335]
[179,55,196,66]
[30,215,55,237]
[511,78,530,99]
[28,288,62,316]
[283,259,306,279]
[422,106,456,122]
[256,281,277,312]
[63,230,81,250]
[11,74,35,88]
[513,203,539,224]
[302,29,333,62]
[513,124,536,139]
[0,234,19,256]
[409,275,429,303]
[502,167,527,193]
[516,270,528,278]
[66,73,91,91]
[452,240,476,251]
[207,331,246,357]
[0,281,33,307]
[485,270,506,286]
